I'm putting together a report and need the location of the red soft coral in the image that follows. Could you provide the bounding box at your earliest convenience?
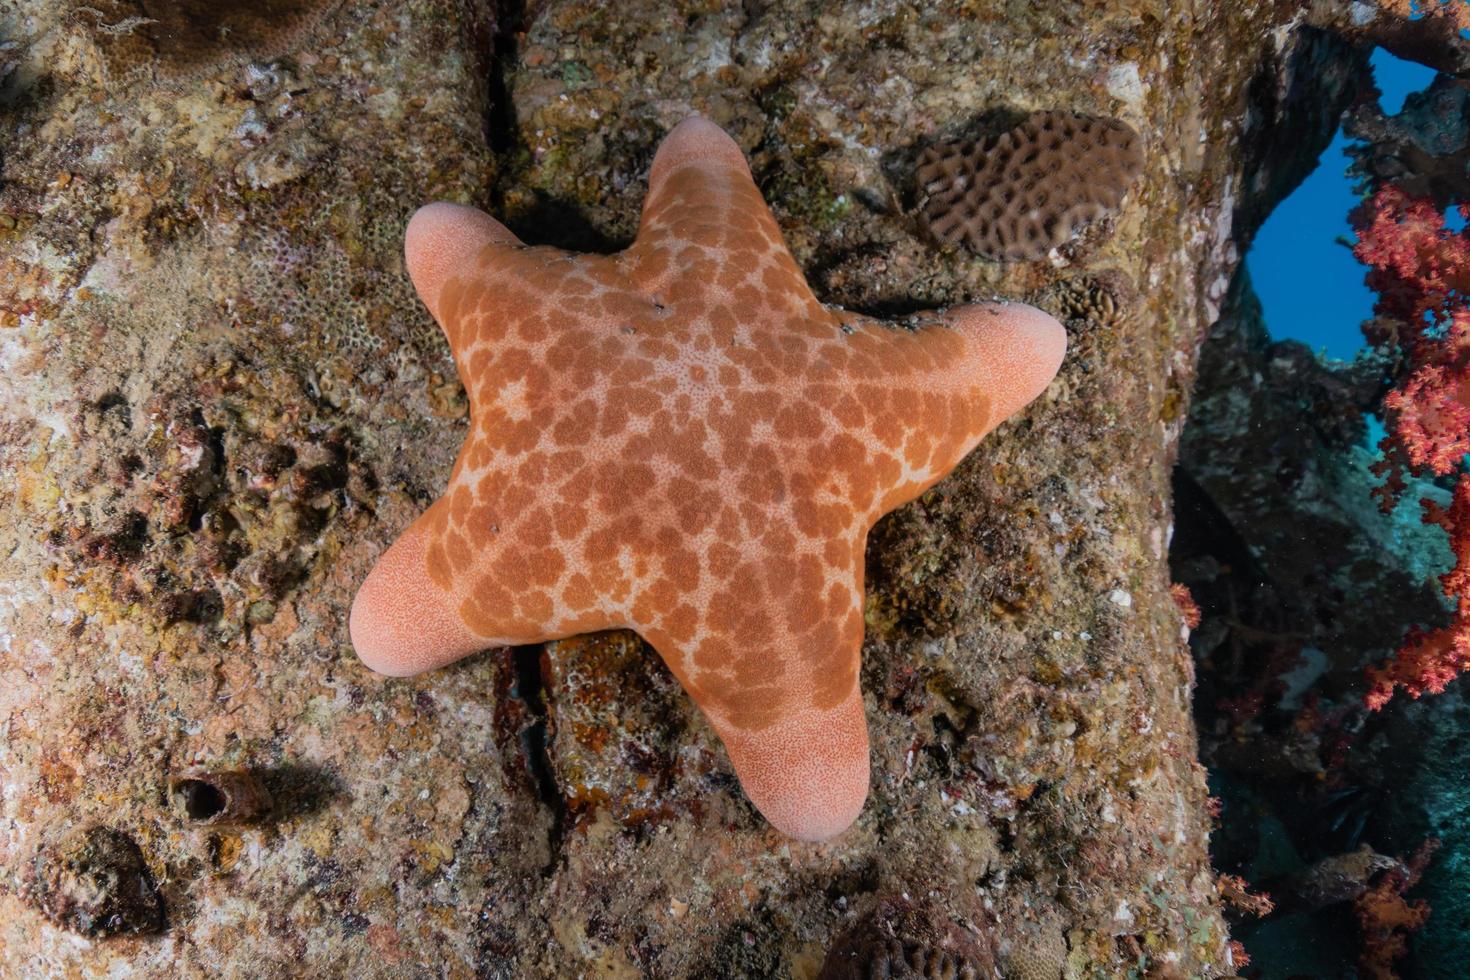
[1170,582,1202,630]
[1353,838,1439,980]
[1353,188,1470,709]
[1384,361,1470,476]
[1365,475,1470,708]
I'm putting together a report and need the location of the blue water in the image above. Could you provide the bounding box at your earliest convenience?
[1247,49,1438,361]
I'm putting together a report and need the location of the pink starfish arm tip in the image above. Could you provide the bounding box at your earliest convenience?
[717,687,870,842]
[403,202,522,320]
[348,508,486,678]
[946,300,1067,433]
[647,116,753,195]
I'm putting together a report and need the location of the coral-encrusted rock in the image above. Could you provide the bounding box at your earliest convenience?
[1345,73,1470,206]
[1,0,1400,972]
[1289,845,1406,911]
[544,631,708,831]
[818,897,995,979]
[916,111,1142,261]
[1030,271,1138,331]
[28,826,165,938]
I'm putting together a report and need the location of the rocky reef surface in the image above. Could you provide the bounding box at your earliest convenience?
[0,1,1415,976]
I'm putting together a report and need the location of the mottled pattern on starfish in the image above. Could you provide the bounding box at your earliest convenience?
[350,118,1066,840]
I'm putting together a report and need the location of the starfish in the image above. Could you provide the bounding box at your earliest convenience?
[350,118,1066,841]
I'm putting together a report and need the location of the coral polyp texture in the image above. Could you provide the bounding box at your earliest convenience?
[80,0,344,84]
[1351,188,1470,709]
[349,117,1066,841]
[816,897,996,978]
[917,111,1143,262]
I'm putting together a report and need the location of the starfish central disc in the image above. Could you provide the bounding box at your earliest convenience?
[350,117,1067,841]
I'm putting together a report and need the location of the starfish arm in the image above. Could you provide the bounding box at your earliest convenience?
[843,300,1066,514]
[403,202,523,322]
[639,537,873,842]
[645,620,873,842]
[349,501,490,677]
[714,685,870,842]
[622,118,814,314]
[944,300,1068,435]
[645,116,754,199]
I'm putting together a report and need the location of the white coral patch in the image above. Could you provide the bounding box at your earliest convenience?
[1106,62,1145,109]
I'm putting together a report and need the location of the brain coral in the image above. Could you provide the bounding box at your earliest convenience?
[817,897,996,979]
[917,111,1143,261]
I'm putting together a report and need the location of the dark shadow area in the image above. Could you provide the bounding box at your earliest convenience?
[484,0,526,155]
[259,761,344,820]
[501,192,628,254]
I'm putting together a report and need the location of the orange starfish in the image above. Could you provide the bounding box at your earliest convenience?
[350,118,1066,840]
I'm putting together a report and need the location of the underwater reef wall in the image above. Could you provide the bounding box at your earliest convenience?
[1174,12,1470,974]
[0,1,1414,976]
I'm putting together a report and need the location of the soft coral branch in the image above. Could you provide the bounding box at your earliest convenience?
[1352,188,1470,709]
[1353,838,1440,980]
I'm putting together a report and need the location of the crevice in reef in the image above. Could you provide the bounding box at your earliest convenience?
[482,0,625,253]
[485,0,526,190]
[510,644,566,871]
[486,0,526,157]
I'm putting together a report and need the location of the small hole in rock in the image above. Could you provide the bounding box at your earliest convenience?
[96,391,128,413]
[175,779,227,820]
